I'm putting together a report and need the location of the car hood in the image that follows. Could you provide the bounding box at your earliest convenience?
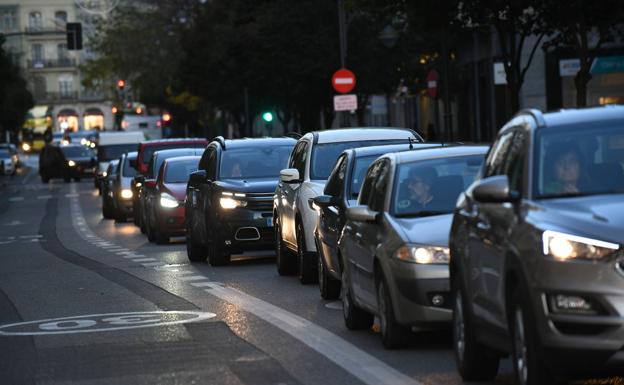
[68,156,95,164]
[162,183,187,201]
[391,213,453,247]
[532,194,624,244]
[216,178,278,194]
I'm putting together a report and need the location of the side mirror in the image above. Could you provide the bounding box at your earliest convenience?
[280,168,301,183]
[189,170,207,184]
[472,175,519,203]
[309,195,339,210]
[346,205,379,223]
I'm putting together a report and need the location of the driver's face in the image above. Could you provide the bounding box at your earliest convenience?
[554,152,580,184]
[408,177,429,196]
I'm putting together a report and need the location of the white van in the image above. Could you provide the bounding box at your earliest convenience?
[121,115,162,140]
[95,131,146,190]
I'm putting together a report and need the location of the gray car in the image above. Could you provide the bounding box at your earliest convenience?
[449,106,624,384]
[338,146,487,348]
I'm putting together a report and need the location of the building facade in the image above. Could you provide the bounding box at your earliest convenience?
[0,0,114,133]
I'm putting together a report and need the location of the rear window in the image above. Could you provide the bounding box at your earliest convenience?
[122,155,137,177]
[98,144,138,161]
[142,143,206,163]
[164,159,200,183]
[61,146,94,158]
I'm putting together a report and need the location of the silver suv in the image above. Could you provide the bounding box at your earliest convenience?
[450,106,624,384]
[273,128,421,283]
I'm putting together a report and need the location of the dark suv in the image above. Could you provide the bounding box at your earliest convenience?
[186,137,296,266]
[40,143,96,183]
[449,106,624,384]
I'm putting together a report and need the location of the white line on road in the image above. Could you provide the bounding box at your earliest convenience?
[130,258,156,262]
[37,195,52,200]
[8,197,24,202]
[142,262,165,267]
[179,275,208,282]
[65,193,79,198]
[190,281,214,288]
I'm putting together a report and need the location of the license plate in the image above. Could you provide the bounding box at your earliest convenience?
[266,217,273,227]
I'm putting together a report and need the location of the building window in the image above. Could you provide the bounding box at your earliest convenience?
[54,11,67,29]
[33,76,47,99]
[59,76,74,98]
[0,7,17,32]
[57,43,68,64]
[28,11,43,31]
[31,44,44,65]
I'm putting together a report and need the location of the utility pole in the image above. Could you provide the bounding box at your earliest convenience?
[441,29,453,141]
[337,0,348,127]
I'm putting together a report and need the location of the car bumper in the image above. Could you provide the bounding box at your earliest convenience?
[528,256,624,374]
[214,209,274,253]
[156,206,186,236]
[115,197,134,216]
[386,259,452,326]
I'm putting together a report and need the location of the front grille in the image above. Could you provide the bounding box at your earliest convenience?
[245,192,274,211]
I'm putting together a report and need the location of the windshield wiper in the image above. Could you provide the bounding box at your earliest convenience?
[395,210,450,218]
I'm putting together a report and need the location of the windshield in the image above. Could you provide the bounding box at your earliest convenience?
[219,145,292,179]
[164,159,200,183]
[535,124,624,198]
[142,143,206,164]
[122,155,137,177]
[61,146,94,158]
[0,149,9,158]
[150,149,203,179]
[98,144,137,161]
[311,140,411,180]
[349,155,378,198]
[392,155,484,217]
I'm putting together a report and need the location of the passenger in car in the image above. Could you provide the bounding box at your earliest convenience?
[398,167,441,211]
[544,144,586,195]
[229,160,243,178]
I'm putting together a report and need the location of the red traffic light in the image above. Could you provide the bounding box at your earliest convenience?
[117,79,126,90]
[162,113,172,122]
[111,106,118,114]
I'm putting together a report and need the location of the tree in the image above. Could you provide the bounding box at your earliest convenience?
[542,0,624,107]
[458,0,548,113]
[0,35,34,141]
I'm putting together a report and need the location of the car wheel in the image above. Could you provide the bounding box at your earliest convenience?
[154,215,169,245]
[319,254,340,300]
[341,265,373,330]
[146,215,156,243]
[208,239,230,266]
[114,203,126,223]
[510,289,554,385]
[452,278,500,381]
[102,197,114,219]
[139,206,147,234]
[275,215,295,275]
[41,176,49,184]
[378,276,411,349]
[186,225,207,262]
[297,221,318,284]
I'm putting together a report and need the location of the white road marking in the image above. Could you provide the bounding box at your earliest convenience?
[190,281,214,288]
[37,195,52,200]
[201,285,423,385]
[19,235,43,239]
[65,193,79,198]
[179,275,208,282]
[8,197,24,202]
[142,262,165,267]
[122,254,144,259]
[130,258,156,262]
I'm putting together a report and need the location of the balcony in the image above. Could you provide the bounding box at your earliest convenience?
[33,91,79,104]
[24,26,65,35]
[28,58,77,70]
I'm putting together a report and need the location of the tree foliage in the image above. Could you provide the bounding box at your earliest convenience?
[0,36,34,137]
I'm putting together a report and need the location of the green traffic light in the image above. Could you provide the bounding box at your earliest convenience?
[262,112,273,122]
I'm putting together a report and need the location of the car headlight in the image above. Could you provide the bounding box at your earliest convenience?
[120,189,133,199]
[220,192,247,209]
[22,143,31,151]
[542,230,619,261]
[160,192,179,208]
[68,160,76,167]
[90,142,96,148]
[394,245,450,264]
[80,138,88,145]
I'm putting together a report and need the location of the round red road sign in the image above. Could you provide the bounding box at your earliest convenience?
[426,69,439,99]
[332,69,356,94]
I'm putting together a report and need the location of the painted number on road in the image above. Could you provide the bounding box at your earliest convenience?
[0,311,216,336]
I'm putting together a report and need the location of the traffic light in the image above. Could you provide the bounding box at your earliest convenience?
[66,22,82,50]
[262,112,273,122]
[117,79,126,90]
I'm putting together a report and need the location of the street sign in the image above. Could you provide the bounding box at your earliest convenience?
[334,94,358,112]
[332,69,356,94]
[426,70,439,99]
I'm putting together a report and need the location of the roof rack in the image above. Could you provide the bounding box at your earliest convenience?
[284,132,302,139]
[213,136,226,150]
[516,108,546,128]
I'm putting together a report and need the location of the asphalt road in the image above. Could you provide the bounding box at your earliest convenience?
[1,157,601,385]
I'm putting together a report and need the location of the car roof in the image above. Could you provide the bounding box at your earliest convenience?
[302,127,419,144]
[348,142,443,158]
[391,145,489,163]
[163,155,201,164]
[540,105,624,129]
[139,138,209,147]
[152,148,203,160]
[217,137,296,149]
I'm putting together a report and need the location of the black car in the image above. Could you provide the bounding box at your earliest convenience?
[186,136,296,266]
[450,106,624,384]
[101,159,121,219]
[39,143,96,183]
[312,142,442,299]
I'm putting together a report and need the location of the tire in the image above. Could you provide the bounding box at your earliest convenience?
[146,215,156,242]
[341,265,373,330]
[41,176,49,184]
[319,253,340,300]
[153,214,169,244]
[102,197,114,219]
[186,226,207,262]
[510,289,554,385]
[275,215,295,275]
[452,277,500,381]
[207,239,230,266]
[378,276,411,349]
[64,176,71,183]
[114,203,126,223]
[297,220,318,284]
[74,177,81,182]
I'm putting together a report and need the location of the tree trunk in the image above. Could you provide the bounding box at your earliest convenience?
[574,69,591,107]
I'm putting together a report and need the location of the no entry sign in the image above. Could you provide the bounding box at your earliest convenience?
[332,69,356,94]
[426,69,439,99]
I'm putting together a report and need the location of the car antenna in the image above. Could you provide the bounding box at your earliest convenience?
[408,137,414,150]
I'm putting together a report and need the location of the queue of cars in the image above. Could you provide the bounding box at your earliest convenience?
[92,105,623,385]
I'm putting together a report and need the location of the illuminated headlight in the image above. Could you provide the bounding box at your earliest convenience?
[68,160,76,167]
[80,138,88,145]
[102,171,107,177]
[22,143,31,151]
[542,230,619,261]
[220,191,247,209]
[394,245,450,264]
[61,139,70,145]
[120,189,133,199]
[159,192,179,208]
[90,143,96,148]
[135,182,142,188]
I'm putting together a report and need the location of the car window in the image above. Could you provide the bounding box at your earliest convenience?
[393,155,484,217]
[368,160,390,212]
[292,141,308,177]
[164,158,200,183]
[358,160,383,205]
[349,155,379,198]
[61,146,94,158]
[122,156,137,177]
[324,154,347,197]
[535,123,624,198]
[484,131,514,178]
[219,145,292,180]
[206,148,217,180]
[288,142,304,169]
[97,144,137,161]
[142,143,206,164]
[503,130,527,193]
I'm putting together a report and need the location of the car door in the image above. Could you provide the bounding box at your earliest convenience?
[318,154,348,271]
[188,148,210,240]
[198,146,218,243]
[281,141,308,248]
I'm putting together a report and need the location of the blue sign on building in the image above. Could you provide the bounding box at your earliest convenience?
[590,56,624,74]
